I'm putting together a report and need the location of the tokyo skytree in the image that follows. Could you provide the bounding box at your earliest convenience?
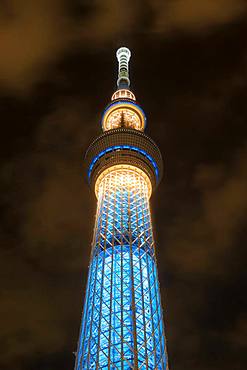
[74,47,169,369]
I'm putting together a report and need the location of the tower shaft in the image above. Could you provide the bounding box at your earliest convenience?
[75,166,167,369]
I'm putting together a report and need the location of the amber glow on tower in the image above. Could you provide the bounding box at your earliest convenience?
[102,103,145,131]
[111,89,136,101]
[94,165,152,199]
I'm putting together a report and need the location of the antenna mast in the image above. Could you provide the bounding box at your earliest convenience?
[116,47,131,88]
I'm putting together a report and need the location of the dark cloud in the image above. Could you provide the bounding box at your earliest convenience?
[1,1,246,93]
[0,100,97,368]
[2,99,98,271]
[0,0,73,92]
[77,0,139,43]
[164,144,247,277]
[0,246,85,369]
[0,0,138,92]
[150,0,247,34]
[0,251,65,367]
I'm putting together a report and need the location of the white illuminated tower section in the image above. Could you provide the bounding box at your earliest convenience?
[74,47,169,369]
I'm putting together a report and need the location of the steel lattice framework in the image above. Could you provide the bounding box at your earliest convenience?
[74,47,169,369]
[75,167,168,369]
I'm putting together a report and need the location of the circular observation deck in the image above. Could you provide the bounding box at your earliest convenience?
[85,128,163,192]
[111,89,136,101]
[101,100,147,132]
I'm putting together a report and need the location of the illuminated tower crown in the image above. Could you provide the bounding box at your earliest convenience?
[74,47,169,369]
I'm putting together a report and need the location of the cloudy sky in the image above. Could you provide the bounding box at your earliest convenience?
[0,1,246,369]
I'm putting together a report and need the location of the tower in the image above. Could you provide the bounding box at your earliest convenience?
[75,47,169,369]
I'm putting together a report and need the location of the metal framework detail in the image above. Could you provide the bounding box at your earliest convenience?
[75,167,168,369]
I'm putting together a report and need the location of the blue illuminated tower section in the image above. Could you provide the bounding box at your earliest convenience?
[75,47,169,369]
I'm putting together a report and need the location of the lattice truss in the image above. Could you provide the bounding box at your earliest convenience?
[75,168,169,369]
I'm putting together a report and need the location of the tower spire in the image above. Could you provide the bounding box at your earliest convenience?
[116,47,131,88]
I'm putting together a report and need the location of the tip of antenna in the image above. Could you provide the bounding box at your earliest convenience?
[116,47,131,59]
[116,47,131,89]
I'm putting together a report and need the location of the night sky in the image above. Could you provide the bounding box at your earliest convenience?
[1,1,247,369]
